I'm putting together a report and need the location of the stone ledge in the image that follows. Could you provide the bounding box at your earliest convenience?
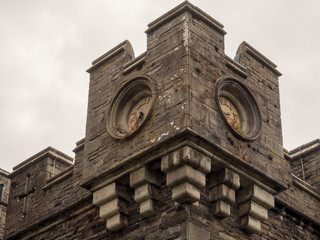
[130,167,161,188]
[236,41,282,76]
[123,52,146,75]
[93,182,131,207]
[225,55,247,78]
[73,138,85,154]
[81,128,287,196]
[43,166,73,190]
[87,40,134,73]
[10,146,73,178]
[237,184,274,209]
[166,164,206,188]
[172,182,200,204]
[292,174,320,200]
[146,1,226,35]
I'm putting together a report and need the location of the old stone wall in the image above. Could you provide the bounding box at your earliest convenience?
[2,2,320,240]
[187,13,290,187]
[4,175,320,240]
[0,169,10,239]
[82,9,192,188]
[4,146,90,239]
[289,140,320,188]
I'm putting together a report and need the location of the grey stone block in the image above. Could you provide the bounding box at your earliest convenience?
[238,200,268,221]
[172,182,200,204]
[166,164,206,188]
[240,215,261,233]
[237,184,274,209]
[106,213,128,232]
[130,167,161,188]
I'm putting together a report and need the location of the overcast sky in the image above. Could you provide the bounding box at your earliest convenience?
[0,0,319,172]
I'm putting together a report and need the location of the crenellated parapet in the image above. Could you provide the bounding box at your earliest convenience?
[81,1,291,237]
[2,2,320,240]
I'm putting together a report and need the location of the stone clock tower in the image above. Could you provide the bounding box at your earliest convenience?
[4,2,320,240]
[82,0,289,236]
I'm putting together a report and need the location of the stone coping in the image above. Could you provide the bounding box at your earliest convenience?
[225,55,247,78]
[43,165,74,191]
[145,1,226,35]
[10,147,73,178]
[73,138,85,154]
[236,41,282,76]
[123,51,146,75]
[0,168,9,177]
[288,138,320,159]
[292,174,320,200]
[86,40,134,73]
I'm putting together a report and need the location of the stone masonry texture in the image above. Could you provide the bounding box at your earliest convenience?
[2,1,320,240]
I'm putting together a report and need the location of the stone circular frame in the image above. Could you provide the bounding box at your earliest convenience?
[214,76,262,142]
[107,77,156,140]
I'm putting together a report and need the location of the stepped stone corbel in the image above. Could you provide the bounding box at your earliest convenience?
[130,166,161,218]
[92,182,131,231]
[208,168,240,217]
[237,184,275,233]
[161,146,211,204]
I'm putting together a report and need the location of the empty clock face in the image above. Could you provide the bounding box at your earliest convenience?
[219,96,242,133]
[128,96,152,131]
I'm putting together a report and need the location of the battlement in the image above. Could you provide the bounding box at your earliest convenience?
[2,2,320,240]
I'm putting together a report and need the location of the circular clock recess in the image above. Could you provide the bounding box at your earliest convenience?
[107,77,156,140]
[214,76,262,142]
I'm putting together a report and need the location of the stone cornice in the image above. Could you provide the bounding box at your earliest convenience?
[0,168,10,177]
[225,55,248,78]
[81,128,287,195]
[123,51,146,75]
[292,174,320,201]
[73,138,85,154]
[43,166,74,191]
[9,147,73,178]
[145,1,226,35]
[236,41,282,77]
[86,40,134,73]
[287,139,320,160]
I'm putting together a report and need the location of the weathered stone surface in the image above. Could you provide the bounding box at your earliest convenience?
[134,183,159,203]
[106,213,128,232]
[212,200,230,217]
[180,146,211,173]
[239,200,268,221]
[3,2,320,240]
[240,215,261,233]
[172,182,200,203]
[99,198,129,220]
[237,184,274,209]
[93,183,115,206]
[211,184,235,204]
[93,182,131,207]
[130,167,161,188]
[140,199,157,218]
[161,147,211,174]
[186,222,210,240]
[166,164,206,188]
[207,168,240,190]
[0,169,10,239]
